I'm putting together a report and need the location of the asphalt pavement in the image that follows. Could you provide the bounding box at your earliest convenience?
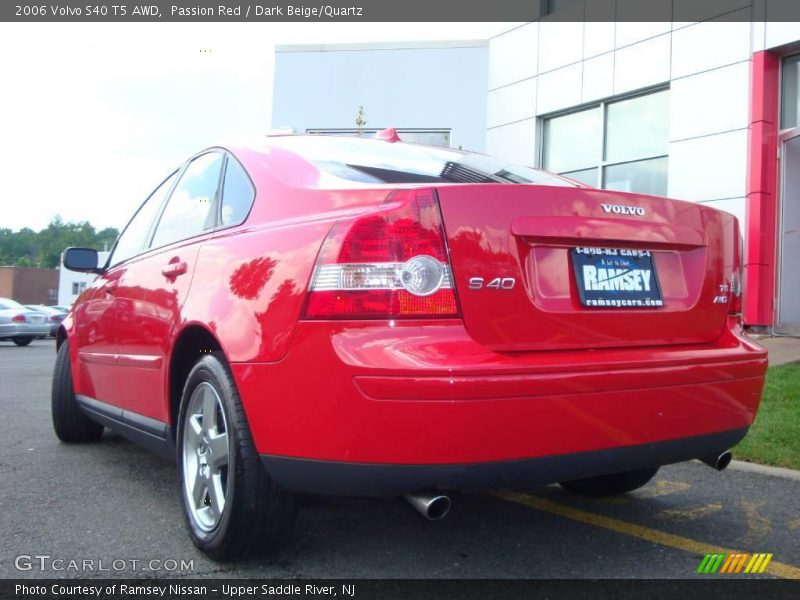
[1,340,798,579]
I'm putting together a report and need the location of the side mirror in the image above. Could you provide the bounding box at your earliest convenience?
[63,247,102,274]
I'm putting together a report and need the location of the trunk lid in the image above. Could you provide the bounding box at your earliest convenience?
[436,184,732,351]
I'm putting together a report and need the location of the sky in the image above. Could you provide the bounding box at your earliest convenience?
[0,22,510,233]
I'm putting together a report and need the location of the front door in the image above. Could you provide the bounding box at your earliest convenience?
[113,151,225,422]
[73,170,180,404]
[776,129,800,335]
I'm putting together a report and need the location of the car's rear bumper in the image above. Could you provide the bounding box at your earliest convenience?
[260,427,747,496]
[232,319,767,492]
[0,323,50,338]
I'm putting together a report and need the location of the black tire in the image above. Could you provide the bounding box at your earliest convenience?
[177,353,295,561]
[560,467,659,497]
[12,336,33,347]
[51,341,104,442]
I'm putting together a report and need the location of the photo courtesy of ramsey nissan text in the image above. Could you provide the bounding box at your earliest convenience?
[1,1,799,598]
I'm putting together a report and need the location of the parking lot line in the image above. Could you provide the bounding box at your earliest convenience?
[494,491,800,580]
[655,501,724,522]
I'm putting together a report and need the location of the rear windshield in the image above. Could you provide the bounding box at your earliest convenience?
[268,136,579,188]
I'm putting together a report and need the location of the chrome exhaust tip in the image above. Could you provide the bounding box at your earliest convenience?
[403,490,452,521]
[700,450,733,471]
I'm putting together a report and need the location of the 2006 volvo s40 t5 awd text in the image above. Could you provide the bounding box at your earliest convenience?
[53,133,767,560]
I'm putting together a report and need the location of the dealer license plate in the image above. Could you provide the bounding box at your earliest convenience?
[571,247,663,308]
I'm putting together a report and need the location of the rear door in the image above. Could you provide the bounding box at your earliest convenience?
[113,151,225,421]
[436,184,733,352]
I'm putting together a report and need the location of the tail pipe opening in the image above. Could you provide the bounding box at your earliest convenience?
[700,450,733,471]
[403,490,452,521]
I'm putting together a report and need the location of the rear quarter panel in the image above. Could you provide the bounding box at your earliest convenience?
[182,217,328,363]
[181,156,393,363]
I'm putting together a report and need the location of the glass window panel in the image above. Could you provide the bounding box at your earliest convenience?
[605,90,669,163]
[603,156,668,196]
[110,172,177,267]
[271,135,579,187]
[546,0,580,15]
[543,107,602,173]
[781,54,800,130]
[151,153,223,249]
[560,167,598,186]
[220,157,255,226]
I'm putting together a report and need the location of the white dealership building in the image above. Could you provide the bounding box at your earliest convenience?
[271,10,800,333]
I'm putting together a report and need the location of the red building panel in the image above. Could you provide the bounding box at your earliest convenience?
[744,51,780,326]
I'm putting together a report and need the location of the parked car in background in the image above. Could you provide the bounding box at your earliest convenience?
[52,305,72,313]
[0,298,50,346]
[54,134,767,561]
[25,305,68,337]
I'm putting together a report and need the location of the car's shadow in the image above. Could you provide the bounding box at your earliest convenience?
[63,431,676,579]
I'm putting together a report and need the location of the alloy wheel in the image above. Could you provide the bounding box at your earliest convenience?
[182,382,230,532]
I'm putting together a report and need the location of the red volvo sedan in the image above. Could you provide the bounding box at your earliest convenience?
[54,134,767,560]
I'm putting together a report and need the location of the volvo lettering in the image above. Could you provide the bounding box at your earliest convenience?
[601,204,646,216]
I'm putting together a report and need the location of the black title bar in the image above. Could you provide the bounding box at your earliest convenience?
[3,0,800,22]
[3,579,800,600]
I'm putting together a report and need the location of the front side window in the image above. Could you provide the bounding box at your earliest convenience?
[543,89,669,196]
[109,172,177,267]
[220,156,256,226]
[150,152,224,249]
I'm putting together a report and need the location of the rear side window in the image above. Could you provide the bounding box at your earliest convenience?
[151,152,224,249]
[110,171,177,267]
[220,156,255,226]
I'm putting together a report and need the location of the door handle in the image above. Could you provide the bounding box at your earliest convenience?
[162,259,188,279]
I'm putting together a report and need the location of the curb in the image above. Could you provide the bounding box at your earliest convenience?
[726,459,800,481]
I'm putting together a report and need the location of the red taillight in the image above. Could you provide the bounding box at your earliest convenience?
[305,188,459,319]
[50,315,61,322]
[11,314,26,323]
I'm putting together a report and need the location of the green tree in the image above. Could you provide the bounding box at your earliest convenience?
[0,217,118,268]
